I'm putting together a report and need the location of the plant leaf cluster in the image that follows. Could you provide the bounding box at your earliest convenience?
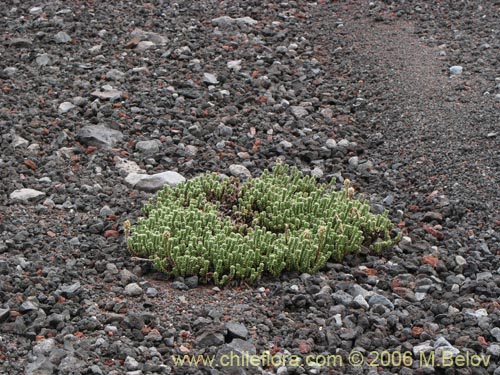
[126,164,399,286]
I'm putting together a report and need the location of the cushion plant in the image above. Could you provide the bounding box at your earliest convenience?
[125,163,400,286]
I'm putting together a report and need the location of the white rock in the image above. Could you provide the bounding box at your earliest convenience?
[203,72,219,85]
[54,31,71,44]
[449,65,463,75]
[90,88,123,101]
[337,139,349,147]
[125,171,186,192]
[290,106,308,119]
[228,164,251,179]
[124,356,140,371]
[58,102,75,114]
[353,294,369,309]
[455,255,466,266]
[10,188,45,202]
[311,167,324,179]
[279,140,293,149]
[115,158,145,174]
[124,282,143,297]
[105,69,126,81]
[12,134,29,148]
[135,140,161,154]
[325,139,337,149]
[236,17,258,26]
[29,6,44,15]
[135,41,155,51]
[227,60,242,71]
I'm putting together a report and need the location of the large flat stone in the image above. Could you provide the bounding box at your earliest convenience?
[76,125,124,149]
[125,171,186,192]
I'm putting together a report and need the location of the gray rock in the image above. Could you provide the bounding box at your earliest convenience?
[196,331,225,347]
[58,102,76,114]
[337,139,349,147]
[20,300,38,312]
[279,140,293,149]
[58,355,86,373]
[368,294,394,310]
[229,164,251,179]
[311,167,323,179]
[36,54,51,66]
[449,65,463,75]
[126,171,186,192]
[125,282,143,297]
[413,341,433,355]
[33,338,56,356]
[212,16,236,27]
[76,125,124,149]
[59,282,81,297]
[54,31,71,44]
[227,60,242,71]
[10,188,45,202]
[226,322,249,340]
[90,88,123,101]
[348,156,359,168]
[29,6,44,15]
[185,275,199,289]
[12,134,29,148]
[348,284,370,298]
[236,17,258,26]
[290,106,308,119]
[487,344,500,357]
[135,140,161,155]
[422,211,443,222]
[146,288,158,297]
[382,194,394,206]
[228,338,256,355]
[25,356,54,375]
[325,139,337,149]
[120,269,138,284]
[136,41,155,51]
[491,327,500,342]
[106,69,126,81]
[476,272,492,281]
[332,290,354,306]
[115,158,145,174]
[0,308,10,323]
[9,38,33,48]
[352,295,370,309]
[3,67,18,77]
[125,356,140,371]
[203,72,219,85]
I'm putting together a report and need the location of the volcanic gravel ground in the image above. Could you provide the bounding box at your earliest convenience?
[0,1,499,374]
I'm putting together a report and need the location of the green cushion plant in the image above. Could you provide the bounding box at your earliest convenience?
[125,163,400,286]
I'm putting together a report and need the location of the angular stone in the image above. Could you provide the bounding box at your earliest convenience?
[228,164,251,179]
[136,41,155,51]
[10,188,45,202]
[225,322,249,340]
[196,331,225,348]
[105,69,126,81]
[368,294,394,310]
[126,171,186,192]
[59,282,81,297]
[58,102,76,114]
[203,72,219,85]
[90,88,123,101]
[135,140,161,155]
[124,282,143,297]
[290,106,308,119]
[54,31,71,44]
[76,125,124,149]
